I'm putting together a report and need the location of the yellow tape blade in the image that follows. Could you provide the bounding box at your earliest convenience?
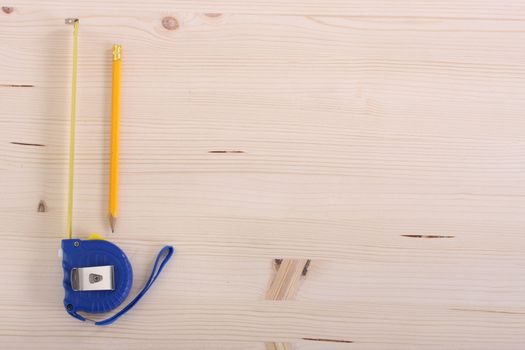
[67,20,79,239]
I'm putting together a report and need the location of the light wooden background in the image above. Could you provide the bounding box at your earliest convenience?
[1,1,525,349]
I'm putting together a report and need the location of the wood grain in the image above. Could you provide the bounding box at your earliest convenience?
[265,259,310,350]
[266,259,309,300]
[1,2,525,349]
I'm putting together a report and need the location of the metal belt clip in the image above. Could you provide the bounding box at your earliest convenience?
[71,266,115,291]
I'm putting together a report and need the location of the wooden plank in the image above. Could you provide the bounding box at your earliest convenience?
[6,1,525,17]
[0,234,524,307]
[1,3,525,349]
[0,301,523,349]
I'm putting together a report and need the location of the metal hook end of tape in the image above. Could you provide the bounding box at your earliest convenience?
[65,18,79,25]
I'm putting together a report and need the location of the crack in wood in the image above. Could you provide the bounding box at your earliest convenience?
[0,84,34,87]
[37,200,47,213]
[401,234,454,239]
[208,150,245,154]
[301,259,311,276]
[302,337,354,343]
[11,142,45,147]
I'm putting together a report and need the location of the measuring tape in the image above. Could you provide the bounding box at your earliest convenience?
[61,19,174,326]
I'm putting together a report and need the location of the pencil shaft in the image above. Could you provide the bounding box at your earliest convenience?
[109,45,121,230]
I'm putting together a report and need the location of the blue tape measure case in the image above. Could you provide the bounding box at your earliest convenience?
[61,238,133,320]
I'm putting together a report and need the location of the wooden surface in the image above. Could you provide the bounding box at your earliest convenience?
[1,1,525,349]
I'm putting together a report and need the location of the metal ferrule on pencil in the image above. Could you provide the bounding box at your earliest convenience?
[113,44,122,61]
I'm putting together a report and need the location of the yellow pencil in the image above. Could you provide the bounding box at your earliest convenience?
[109,44,122,232]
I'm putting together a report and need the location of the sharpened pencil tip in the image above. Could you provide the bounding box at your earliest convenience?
[109,215,117,233]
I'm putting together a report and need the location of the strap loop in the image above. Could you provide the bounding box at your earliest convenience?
[87,245,174,326]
